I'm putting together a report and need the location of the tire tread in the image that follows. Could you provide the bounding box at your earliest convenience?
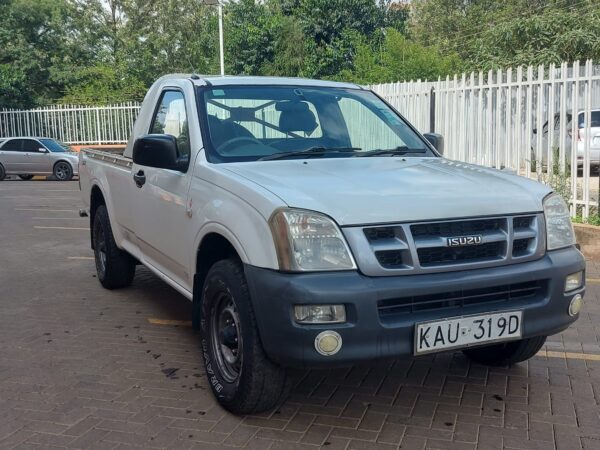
[201,259,290,414]
[93,205,135,289]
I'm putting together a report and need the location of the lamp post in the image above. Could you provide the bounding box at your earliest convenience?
[203,0,225,76]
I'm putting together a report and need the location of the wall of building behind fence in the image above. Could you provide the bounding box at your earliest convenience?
[1,60,599,217]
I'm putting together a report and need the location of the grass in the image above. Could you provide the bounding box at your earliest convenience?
[572,215,600,226]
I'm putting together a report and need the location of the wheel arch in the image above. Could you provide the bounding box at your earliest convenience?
[53,159,74,170]
[193,231,244,329]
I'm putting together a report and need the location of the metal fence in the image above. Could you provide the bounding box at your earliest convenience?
[1,61,599,217]
[0,103,140,145]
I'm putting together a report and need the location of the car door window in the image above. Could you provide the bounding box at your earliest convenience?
[2,139,23,152]
[22,139,41,152]
[149,90,190,161]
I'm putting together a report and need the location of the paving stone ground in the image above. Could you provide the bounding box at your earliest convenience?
[1,180,599,450]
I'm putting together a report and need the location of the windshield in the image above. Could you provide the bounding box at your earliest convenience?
[40,139,70,153]
[198,86,433,163]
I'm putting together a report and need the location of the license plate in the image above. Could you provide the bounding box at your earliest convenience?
[414,311,522,355]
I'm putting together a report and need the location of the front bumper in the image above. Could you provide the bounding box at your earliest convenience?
[245,246,585,368]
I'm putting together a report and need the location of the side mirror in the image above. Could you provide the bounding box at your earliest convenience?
[132,134,183,171]
[39,148,49,153]
[423,132,444,155]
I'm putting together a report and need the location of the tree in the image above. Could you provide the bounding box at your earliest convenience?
[338,29,462,84]
[263,15,307,77]
[224,0,276,75]
[471,9,600,69]
[0,0,77,107]
[60,64,147,105]
[410,0,600,70]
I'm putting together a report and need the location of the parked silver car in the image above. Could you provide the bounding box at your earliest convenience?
[532,109,600,171]
[0,137,79,181]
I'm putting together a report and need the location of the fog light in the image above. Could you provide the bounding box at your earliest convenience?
[565,271,583,292]
[294,305,346,324]
[569,294,583,317]
[314,331,342,356]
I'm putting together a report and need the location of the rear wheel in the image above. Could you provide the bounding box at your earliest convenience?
[0,164,5,181]
[462,336,546,366]
[199,259,290,414]
[53,161,73,181]
[18,174,34,181]
[92,205,135,289]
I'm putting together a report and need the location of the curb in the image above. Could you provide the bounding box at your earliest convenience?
[573,222,600,261]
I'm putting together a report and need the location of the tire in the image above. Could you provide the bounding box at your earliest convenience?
[199,259,290,414]
[0,164,5,181]
[18,175,34,181]
[53,161,73,181]
[462,335,546,366]
[92,205,135,289]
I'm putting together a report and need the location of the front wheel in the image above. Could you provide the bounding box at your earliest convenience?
[18,174,34,181]
[462,335,546,366]
[53,161,73,181]
[0,164,5,181]
[199,259,290,414]
[92,205,136,289]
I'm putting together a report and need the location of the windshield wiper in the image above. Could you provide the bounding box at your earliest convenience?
[357,146,428,157]
[258,146,361,161]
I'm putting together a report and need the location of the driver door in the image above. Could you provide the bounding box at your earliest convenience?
[132,89,194,291]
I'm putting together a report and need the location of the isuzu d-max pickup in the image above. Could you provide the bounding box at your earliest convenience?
[79,74,586,414]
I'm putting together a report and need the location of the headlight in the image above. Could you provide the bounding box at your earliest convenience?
[269,209,356,271]
[543,193,575,250]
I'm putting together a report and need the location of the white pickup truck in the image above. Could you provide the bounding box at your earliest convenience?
[79,74,586,414]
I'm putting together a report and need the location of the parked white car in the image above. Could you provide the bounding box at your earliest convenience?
[79,75,585,414]
[532,109,600,170]
[0,137,79,181]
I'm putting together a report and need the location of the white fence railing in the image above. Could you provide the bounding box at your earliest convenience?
[1,61,599,217]
[0,103,140,145]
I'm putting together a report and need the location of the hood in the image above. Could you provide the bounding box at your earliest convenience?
[222,157,551,226]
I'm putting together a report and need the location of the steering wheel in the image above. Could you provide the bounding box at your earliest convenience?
[216,137,264,155]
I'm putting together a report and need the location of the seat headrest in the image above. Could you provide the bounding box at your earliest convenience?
[277,101,318,134]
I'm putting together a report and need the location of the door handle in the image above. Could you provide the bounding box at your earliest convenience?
[133,170,146,188]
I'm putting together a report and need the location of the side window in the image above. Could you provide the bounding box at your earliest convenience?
[2,139,23,152]
[22,139,41,152]
[149,90,190,159]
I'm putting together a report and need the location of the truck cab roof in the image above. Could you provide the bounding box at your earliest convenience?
[154,73,364,90]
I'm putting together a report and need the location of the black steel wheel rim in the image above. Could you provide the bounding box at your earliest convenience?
[210,291,242,383]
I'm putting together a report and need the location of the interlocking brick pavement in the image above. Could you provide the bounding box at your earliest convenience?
[1,180,599,450]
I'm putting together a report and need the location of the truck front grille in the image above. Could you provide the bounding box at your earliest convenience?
[344,214,544,276]
[417,241,504,266]
[410,218,503,238]
[377,280,546,320]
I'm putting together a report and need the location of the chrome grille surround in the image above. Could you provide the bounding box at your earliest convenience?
[342,214,545,276]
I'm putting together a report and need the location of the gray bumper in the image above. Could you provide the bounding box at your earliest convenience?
[245,246,586,368]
